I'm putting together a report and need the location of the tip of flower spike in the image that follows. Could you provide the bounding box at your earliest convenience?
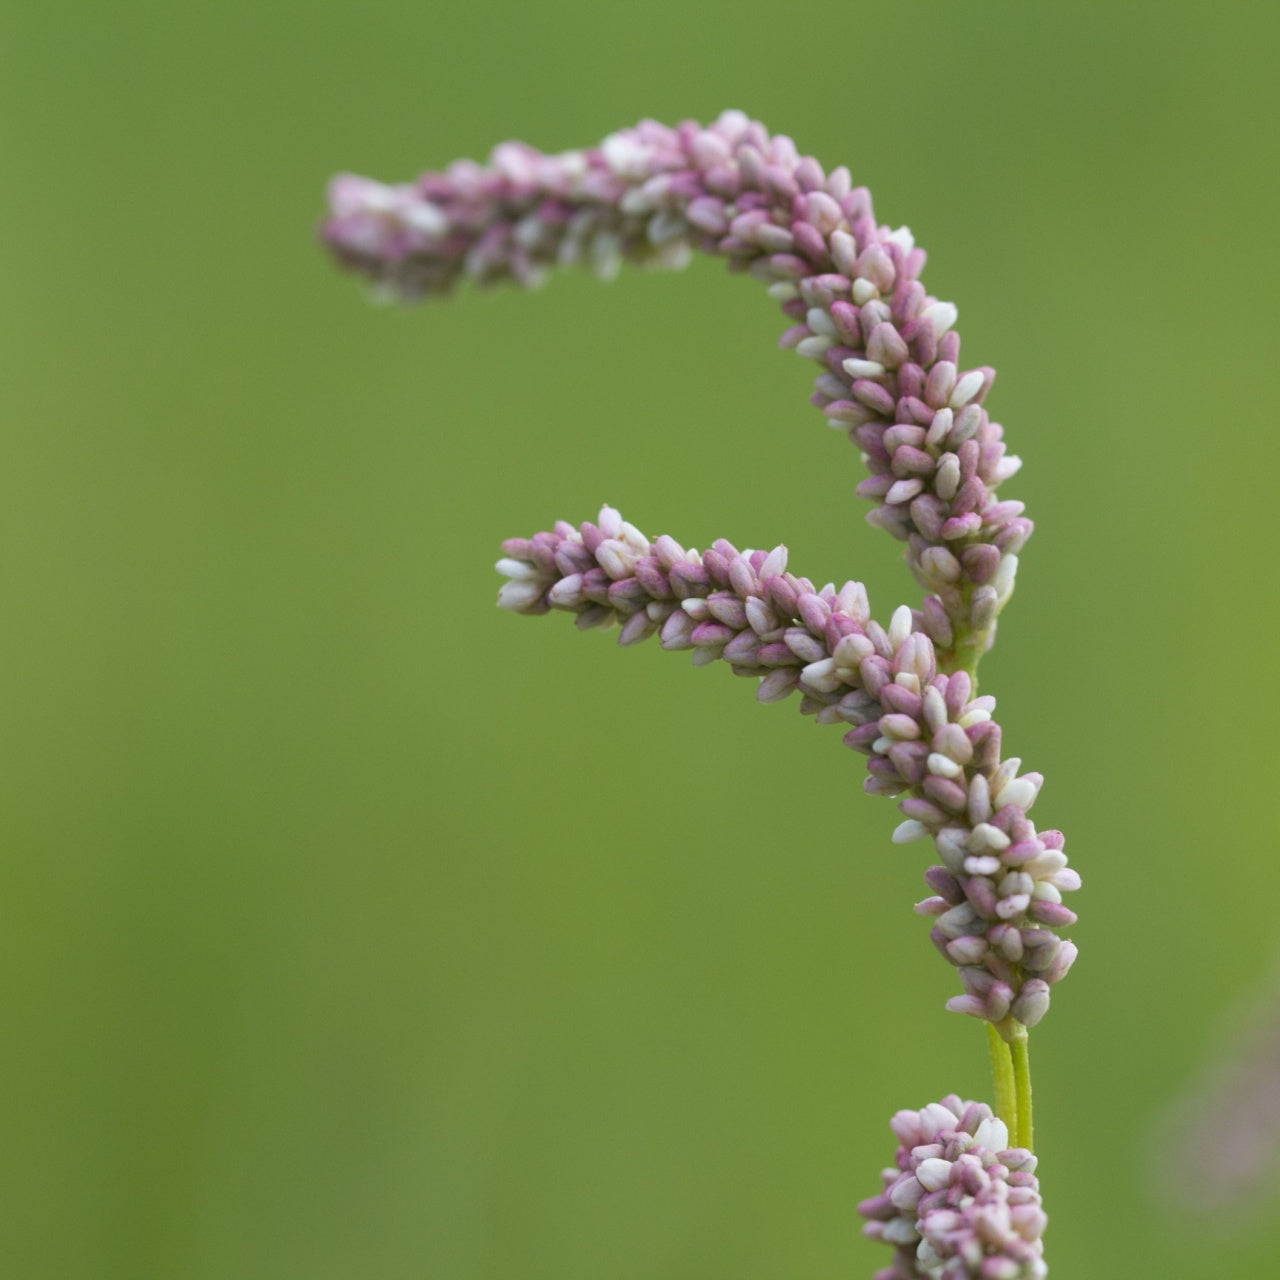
[494,557,538,580]
[324,174,449,259]
[496,579,544,611]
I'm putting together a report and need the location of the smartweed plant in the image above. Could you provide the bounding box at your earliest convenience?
[322,111,1078,1279]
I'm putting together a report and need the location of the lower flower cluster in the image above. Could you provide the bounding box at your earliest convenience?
[859,1097,1047,1279]
[497,505,1078,1026]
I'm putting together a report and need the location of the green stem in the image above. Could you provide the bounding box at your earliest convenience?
[952,636,986,685]
[939,589,990,689]
[1010,1024,1033,1152]
[985,1020,1018,1139]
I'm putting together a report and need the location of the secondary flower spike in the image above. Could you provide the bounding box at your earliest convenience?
[496,506,1078,1025]
[322,110,1030,662]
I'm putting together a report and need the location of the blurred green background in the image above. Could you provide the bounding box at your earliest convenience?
[4,2,1279,1276]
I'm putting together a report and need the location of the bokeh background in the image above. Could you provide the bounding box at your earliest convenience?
[4,3,1279,1276]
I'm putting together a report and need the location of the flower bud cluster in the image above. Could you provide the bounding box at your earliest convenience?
[859,1096,1047,1280]
[323,110,1029,652]
[497,505,1078,1025]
